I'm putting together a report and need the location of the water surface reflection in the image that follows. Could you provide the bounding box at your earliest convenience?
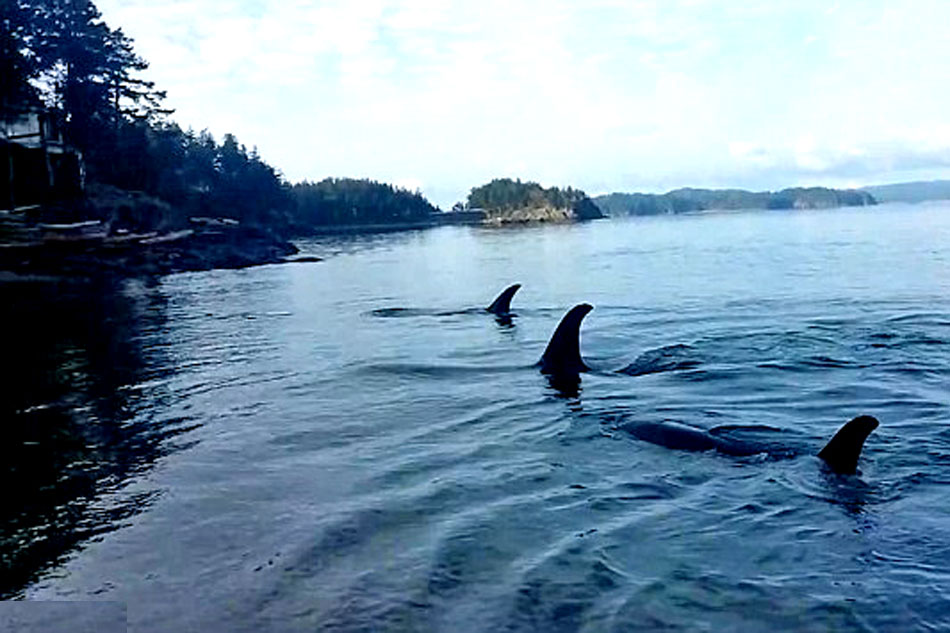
[1,278,196,598]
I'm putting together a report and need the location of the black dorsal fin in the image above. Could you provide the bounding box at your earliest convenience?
[486,283,522,315]
[817,415,879,474]
[539,304,593,375]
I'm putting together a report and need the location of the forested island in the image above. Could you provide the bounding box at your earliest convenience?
[465,178,604,224]
[594,187,876,217]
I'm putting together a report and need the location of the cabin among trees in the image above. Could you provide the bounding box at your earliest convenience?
[1,0,167,216]
[1,106,84,210]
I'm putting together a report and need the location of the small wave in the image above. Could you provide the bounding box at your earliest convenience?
[758,355,864,371]
[587,482,679,506]
[617,344,701,377]
[801,355,864,369]
[906,337,948,346]
[885,312,950,326]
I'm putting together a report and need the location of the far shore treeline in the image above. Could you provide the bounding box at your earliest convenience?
[594,187,875,216]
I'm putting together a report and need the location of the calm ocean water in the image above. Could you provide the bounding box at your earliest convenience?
[3,202,950,631]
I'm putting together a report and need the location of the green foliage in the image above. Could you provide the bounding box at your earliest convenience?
[99,123,293,231]
[467,178,602,219]
[290,179,437,230]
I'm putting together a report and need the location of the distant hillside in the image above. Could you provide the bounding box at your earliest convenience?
[467,178,604,224]
[861,180,950,204]
[594,187,875,217]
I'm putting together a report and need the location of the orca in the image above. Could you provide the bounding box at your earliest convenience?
[486,283,522,316]
[816,415,880,474]
[618,415,878,474]
[371,283,522,321]
[538,304,879,473]
[537,303,697,377]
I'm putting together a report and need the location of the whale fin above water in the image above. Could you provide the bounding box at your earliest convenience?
[817,415,880,474]
[486,283,522,316]
[539,303,593,375]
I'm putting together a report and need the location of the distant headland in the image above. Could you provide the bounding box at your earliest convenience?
[593,186,876,216]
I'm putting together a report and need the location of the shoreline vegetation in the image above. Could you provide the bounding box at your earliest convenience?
[1,1,946,280]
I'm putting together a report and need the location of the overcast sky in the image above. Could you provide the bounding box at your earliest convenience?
[96,0,950,207]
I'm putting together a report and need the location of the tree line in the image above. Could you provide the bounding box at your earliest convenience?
[292,179,436,229]
[594,187,877,216]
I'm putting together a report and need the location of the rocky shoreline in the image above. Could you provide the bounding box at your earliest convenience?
[0,219,302,280]
[0,196,607,281]
[481,205,577,226]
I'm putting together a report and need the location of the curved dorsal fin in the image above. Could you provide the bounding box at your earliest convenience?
[817,415,879,474]
[539,303,593,375]
[486,283,522,315]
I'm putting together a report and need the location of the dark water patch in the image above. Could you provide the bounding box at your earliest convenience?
[0,280,196,598]
[802,355,866,369]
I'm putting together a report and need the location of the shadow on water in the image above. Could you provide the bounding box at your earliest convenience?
[545,373,583,401]
[0,278,196,599]
[817,470,876,519]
